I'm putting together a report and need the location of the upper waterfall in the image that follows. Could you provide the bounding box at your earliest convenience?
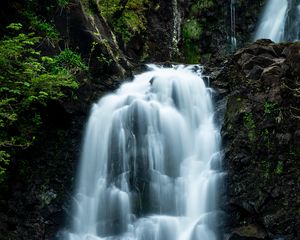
[254,0,300,42]
[64,65,223,240]
[230,0,237,52]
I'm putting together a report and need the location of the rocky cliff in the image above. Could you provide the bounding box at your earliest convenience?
[211,40,300,239]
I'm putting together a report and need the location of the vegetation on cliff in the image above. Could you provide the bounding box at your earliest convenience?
[98,0,149,43]
[0,23,87,183]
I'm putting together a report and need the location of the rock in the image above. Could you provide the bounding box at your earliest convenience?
[276,133,292,145]
[246,65,263,80]
[242,56,275,71]
[216,41,300,239]
[230,224,267,239]
[261,65,282,86]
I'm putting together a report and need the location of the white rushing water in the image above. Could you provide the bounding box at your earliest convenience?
[230,0,237,52]
[254,0,300,42]
[65,65,223,240]
[254,0,288,42]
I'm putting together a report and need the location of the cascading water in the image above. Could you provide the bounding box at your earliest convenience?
[230,0,237,52]
[254,0,300,42]
[285,1,300,41]
[172,0,182,55]
[65,65,223,240]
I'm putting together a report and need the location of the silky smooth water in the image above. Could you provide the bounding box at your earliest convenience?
[254,0,300,42]
[65,65,223,240]
[254,0,288,42]
[230,0,237,52]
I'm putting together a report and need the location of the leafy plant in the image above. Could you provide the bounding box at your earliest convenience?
[98,0,149,43]
[275,161,284,174]
[24,12,60,41]
[264,101,277,114]
[57,0,69,7]
[183,19,203,41]
[0,23,86,183]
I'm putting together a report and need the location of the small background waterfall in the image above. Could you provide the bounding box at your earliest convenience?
[230,0,237,52]
[66,65,223,240]
[254,0,300,42]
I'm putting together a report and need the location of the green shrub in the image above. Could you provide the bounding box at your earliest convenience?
[0,23,86,183]
[24,12,60,41]
[183,19,203,41]
[182,19,202,63]
[98,0,148,43]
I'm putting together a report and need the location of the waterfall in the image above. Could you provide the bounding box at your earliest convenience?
[172,0,182,56]
[254,0,300,42]
[284,1,300,41]
[65,65,223,240]
[230,0,237,52]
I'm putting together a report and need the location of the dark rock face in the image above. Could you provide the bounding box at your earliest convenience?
[211,40,300,240]
[180,0,265,62]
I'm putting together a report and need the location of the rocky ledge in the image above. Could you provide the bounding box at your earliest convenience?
[211,40,300,239]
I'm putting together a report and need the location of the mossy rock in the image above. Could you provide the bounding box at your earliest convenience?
[182,19,202,41]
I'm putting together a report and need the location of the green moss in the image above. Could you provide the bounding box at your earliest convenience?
[260,159,271,181]
[184,40,200,63]
[275,161,284,174]
[190,0,214,16]
[183,19,202,41]
[57,0,69,7]
[98,0,149,43]
[182,19,203,63]
[261,128,271,150]
[243,112,256,142]
[114,10,147,43]
[264,101,278,114]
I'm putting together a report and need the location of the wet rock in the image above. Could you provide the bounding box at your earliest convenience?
[214,41,300,240]
[246,65,263,80]
[242,56,275,71]
[276,133,292,145]
[261,65,282,86]
[230,224,267,239]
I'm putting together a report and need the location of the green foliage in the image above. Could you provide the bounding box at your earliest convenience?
[114,10,147,43]
[275,161,284,174]
[98,0,122,19]
[88,41,113,67]
[184,41,200,63]
[51,48,88,74]
[264,101,277,114]
[260,159,271,180]
[261,128,271,149]
[24,12,60,41]
[243,112,256,142]
[0,24,86,183]
[0,151,10,184]
[183,19,203,41]
[191,0,214,16]
[57,0,69,7]
[182,19,202,63]
[260,159,284,182]
[98,0,149,43]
